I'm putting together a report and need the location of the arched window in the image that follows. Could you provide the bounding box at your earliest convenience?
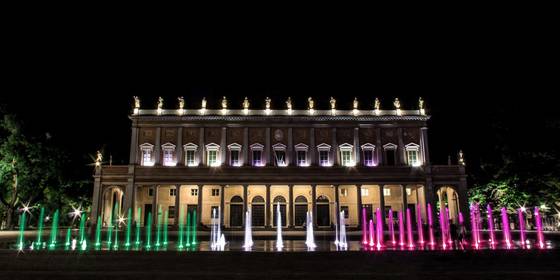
[294,196,308,203]
[273,196,287,203]
[230,195,243,203]
[251,196,265,203]
[316,195,329,203]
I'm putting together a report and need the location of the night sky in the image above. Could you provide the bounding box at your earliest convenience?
[1,30,557,184]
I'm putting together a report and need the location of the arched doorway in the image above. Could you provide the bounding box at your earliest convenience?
[229,195,244,227]
[316,195,330,227]
[251,196,265,227]
[436,186,460,224]
[101,186,124,227]
[294,196,308,227]
[272,196,287,227]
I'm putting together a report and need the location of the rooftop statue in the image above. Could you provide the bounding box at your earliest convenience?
[285,97,292,110]
[178,96,185,109]
[418,97,425,109]
[393,98,401,109]
[157,97,164,110]
[330,97,336,110]
[243,97,250,109]
[265,97,271,109]
[353,97,359,110]
[201,97,207,109]
[133,96,140,108]
[308,97,314,110]
[374,97,381,111]
[222,96,228,109]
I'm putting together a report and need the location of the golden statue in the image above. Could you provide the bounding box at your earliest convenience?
[330,97,336,110]
[133,96,140,108]
[265,97,271,110]
[285,97,292,110]
[178,96,185,109]
[374,97,381,111]
[393,98,401,109]
[308,97,314,110]
[243,97,250,110]
[458,150,465,165]
[95,150,102,166]
[353,97,359,110]
[222,96,228,109]
[157,96,164,110]
[201,97,207,109]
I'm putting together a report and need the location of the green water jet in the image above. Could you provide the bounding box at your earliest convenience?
[35,207,45,249]
[48,209,59,250]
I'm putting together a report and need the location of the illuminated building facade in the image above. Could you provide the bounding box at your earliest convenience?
[91,97,468,230]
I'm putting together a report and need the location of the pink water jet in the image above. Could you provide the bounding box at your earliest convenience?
[406,208,414,249]
[534,207,545,249]
[439,208,447,250]
[500,207,512,249]
[368,219,375,247]
[470,204,480,249]
[517,208,526,248]
[427,203,435,247]
[376,208,384,249]
[388,209,396,246]
[486,204,496,248]
[398,211,405,248]
[446,208,453,247]
[458,212,466,249]
[362,208,368,245]
[416,204,424,246]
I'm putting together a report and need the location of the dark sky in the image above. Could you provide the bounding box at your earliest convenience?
[1,20,557,182]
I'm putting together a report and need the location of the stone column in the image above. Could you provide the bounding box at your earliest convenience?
[379,185,386,224]
[288,184,294,227]
[287,128,293,165]
[420,127,430,165]
[311,184,317,227]
[129,122,139,164]
[265,127,271,165]
[424,176,435,212]
[353,127,360,166]
[356,184,363,229]
[243,128,249,166]
[197,184,203,227]
[243,185,248,226]
[332,128,338,166]
[376,128,382,166]
[397,128,405,165]
[220,185,225,226]
[177,127,183,166]
[265,184,271,228]
[310,128,316,165]
[402,185,408,221]
[221,127,227,165]
[334,184,340,228]
[152,185,159,225]
[174,184,181,226]
[199,128,205,166]
[123,179,135,218]
[155,128,161,165]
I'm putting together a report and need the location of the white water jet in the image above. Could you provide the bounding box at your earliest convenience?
[276,202,284,251]
[243,210,253,249]
[210,207,226,251]
[334,204,339,246]
[71,238,77,251]
[305,211,316,250]
[338,210,348,249]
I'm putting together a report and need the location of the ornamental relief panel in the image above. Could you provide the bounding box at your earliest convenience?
[162,128,177,144]
[205,128,221,143]
[271,128,288,144]
[227,128,244,145]
[183,127,199,143]
[403,128,420,143]
[293,128,309,144]
[359,128,376,143]
[249,128,265,143]
[336,128,353,144]
[139,128,155,144]
[315,128,331,144]
[381,128,397,144]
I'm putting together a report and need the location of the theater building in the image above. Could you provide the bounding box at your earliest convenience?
[91,97,468,230]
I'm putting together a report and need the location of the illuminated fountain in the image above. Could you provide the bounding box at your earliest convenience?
[427,204,436,247]
[416,204,424,246]
[145,212,152,250]
[17,210,26,250]
[191,210,198,246]
[135,207,142,248]
[388,209,396,246]
[334,207,339,246]
[439,208,447,250]
[470,204,480,249]
[534,207,545,249]
[185,211,191,247]
[361,208,367,245]
[48,209,59,250]
[376,208,384,250]
[163,210,169,247]
[275,202,284,251]
[64,228,71,250]
[398,211,405,248]
[155,206,162,248]
[177,207,184,249]
[34,207,45,249]
[338,210,348,249]
[94,215,102,250]
[243,210,253,250]
[487,204,496,248]
[501,207,512,249]
[406,208,414,249]
[210,207,225,251]
[368,219,375,247]
[78,212,87,251]
[518,208,527,248]
[305,211,316,250]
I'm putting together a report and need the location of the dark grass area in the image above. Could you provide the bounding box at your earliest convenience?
[1,250,559,280]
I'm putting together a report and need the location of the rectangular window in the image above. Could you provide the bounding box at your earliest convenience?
[406,188,412,196]
[319,150,329,166]
[207,150,218,166]
[407,150,419,166]
[212,189,220,196]
[185,150,196,166]
[142,150,152,166]
[340,188,348,197]
[163,150,174,166]
[148,188,154,196]
[168,206,175,219]
[385,150,396,166]
[341,150,353,166]
[191,188,198,196]
[230,150,240,166]
[363,150,374,166]
[169,188,177,196]
[297,150,307,166]
[383,188,391,196]
[252,150,262,166]
[361,188,369,196]
[274,150,286,166]
[340,206,349,219]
